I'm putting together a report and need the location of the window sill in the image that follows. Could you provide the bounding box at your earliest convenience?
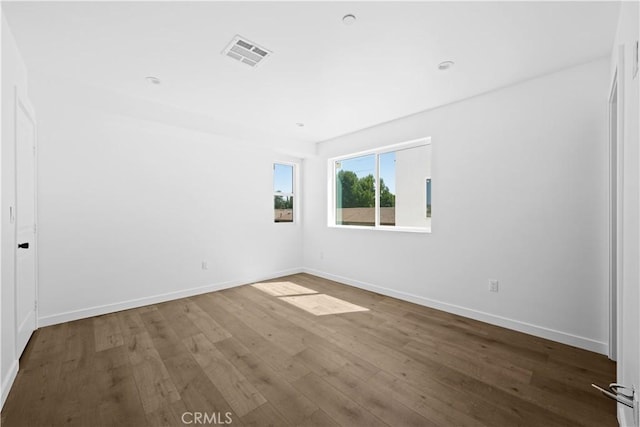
[328,224,431,234]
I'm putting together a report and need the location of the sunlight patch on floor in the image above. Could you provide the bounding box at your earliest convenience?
[279,294,369,316]
[251,281,318,296]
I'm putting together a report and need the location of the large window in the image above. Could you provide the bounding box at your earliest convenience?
[274,163,294,223]
[335,154,376,226]
[331,138,431,231]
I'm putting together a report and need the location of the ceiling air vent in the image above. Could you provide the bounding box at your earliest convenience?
[222,35,272,68]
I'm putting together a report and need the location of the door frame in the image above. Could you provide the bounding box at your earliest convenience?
[608,48,624,363]
[13,85,39,358]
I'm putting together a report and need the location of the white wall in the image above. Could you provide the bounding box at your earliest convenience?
[29,79,303,326]
[303,58,611,353]
[611,2,640,425]
[1,14,29,407]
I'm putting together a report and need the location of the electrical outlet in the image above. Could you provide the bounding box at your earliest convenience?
[320,251,324,260]
[489,280,499,292]
[201,261,208,270]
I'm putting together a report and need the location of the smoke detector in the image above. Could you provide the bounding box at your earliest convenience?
[222,35,272,68]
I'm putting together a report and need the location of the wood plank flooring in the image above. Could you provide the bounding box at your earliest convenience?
[1,273,616,426]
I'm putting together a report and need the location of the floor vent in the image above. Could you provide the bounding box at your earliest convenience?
[222,35,271,68]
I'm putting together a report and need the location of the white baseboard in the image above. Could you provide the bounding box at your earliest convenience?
[303,268,608,355]
[35,265,608,355]
[1,358,19,410]
[38,267,302,327]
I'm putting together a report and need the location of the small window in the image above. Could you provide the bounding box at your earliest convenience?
[330,138,431,231]
[274,163,294,223]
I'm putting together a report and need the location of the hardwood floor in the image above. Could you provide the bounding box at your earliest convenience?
[1,273,616,426]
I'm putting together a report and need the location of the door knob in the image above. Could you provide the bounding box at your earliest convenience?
[592,383,635,408]
[18,242,29,249]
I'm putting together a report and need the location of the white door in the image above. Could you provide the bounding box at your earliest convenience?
[15,94,37,357]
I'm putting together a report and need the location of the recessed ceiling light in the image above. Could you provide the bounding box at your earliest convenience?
[145,76,161,85]
[342,14,356,25]
[438,61,455,71]
[296,123,305,127]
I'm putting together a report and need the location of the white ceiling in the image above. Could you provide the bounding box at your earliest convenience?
[2,1,620,146]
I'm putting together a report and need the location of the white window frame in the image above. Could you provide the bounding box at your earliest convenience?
[328,137,431,233]
[273,161,298,224]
